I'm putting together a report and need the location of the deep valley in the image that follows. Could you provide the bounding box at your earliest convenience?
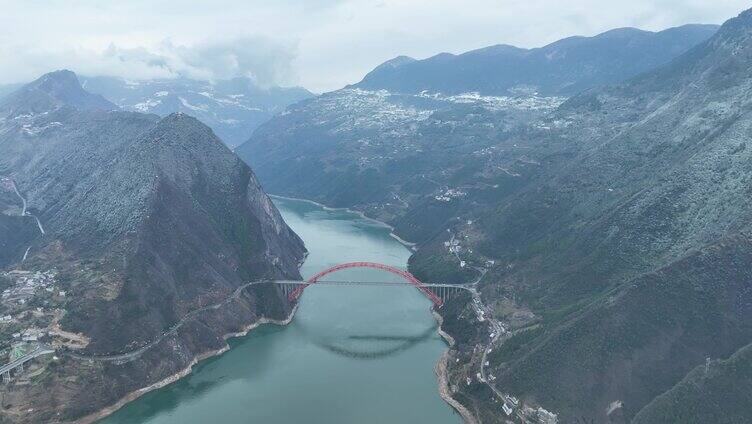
[2,5,752,424]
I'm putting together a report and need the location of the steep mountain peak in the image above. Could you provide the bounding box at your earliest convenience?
[144,112,224,148]
[31,69,79,87]
[159,111,201,125]
[0,64,306,423]
[374,55,416,71]
[0,70,116,118]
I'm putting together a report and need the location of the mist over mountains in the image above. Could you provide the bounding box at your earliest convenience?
[0,74,313,148]
[79,75,313,148]
[236,23,720,217]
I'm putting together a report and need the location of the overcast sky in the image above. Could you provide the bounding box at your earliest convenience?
[0,1,748,92]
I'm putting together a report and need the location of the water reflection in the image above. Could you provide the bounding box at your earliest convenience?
[99,197,459,424]
[294,321,440,359]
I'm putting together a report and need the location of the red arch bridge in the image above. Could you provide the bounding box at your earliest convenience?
[255,262,474,307]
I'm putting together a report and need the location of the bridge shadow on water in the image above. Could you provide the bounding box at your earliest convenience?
[293,320,441,360]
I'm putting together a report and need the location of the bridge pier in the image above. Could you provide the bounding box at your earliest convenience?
[432,286,457,304]
[2,371,9,383]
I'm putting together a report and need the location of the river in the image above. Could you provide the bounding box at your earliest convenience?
[100,197,460,424]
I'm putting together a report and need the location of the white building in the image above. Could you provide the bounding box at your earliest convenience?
[21,328,44,342]
[502,403,514,416]
[537,407,558,424]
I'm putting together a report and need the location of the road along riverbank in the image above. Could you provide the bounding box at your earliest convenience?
[77,300,299,423]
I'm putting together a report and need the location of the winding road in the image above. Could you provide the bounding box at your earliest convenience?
[8,178,45,264]
[62,279,473,363]
[10,179,45,235]
[463,265,511,403]
[63,279,281,363]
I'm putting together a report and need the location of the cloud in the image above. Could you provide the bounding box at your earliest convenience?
[172,37,298,86]
[0,0,749,91]
[96,37,298,86]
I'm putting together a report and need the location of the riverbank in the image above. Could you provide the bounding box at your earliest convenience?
[436,351,478,424]
[277,194,472,421]
[432,310,456,348]
[97,196,460,424]
[77,304,299,424]
[269,194,417,249]
[431,310,479,424]
[277,195,471,424]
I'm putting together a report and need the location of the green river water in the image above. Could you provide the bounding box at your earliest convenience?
[100,197,460,424]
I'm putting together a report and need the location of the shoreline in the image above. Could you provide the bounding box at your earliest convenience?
[280,194,473,423]
[432,310,478,424]
[77,304,299,424]
[81,196,455,423]
[269,194,418,250]
[436,351,479,424]
[278,195,475,423]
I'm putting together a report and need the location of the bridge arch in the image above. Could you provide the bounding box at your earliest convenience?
[288,261,443,306]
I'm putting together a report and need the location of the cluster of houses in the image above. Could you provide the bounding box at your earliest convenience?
[434,188,467,202]
[1,270,61,306]
[443,233,468,267]
[499,394,558,424]
[18,328,45,342]
[1,270,62,360]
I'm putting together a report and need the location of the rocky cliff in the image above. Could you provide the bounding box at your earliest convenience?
[0,71,306,423]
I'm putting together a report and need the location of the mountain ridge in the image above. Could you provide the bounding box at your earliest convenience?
[237,9,752,423]
[0,70,116,118]
[0,70,306,422]
[353,23,719,95]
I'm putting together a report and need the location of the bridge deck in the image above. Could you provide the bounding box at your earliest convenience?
[1,276,469,367]
[265,280,474,290]
[0,345,54,375]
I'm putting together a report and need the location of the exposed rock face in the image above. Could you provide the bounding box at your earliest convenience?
[0,71,306,422]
